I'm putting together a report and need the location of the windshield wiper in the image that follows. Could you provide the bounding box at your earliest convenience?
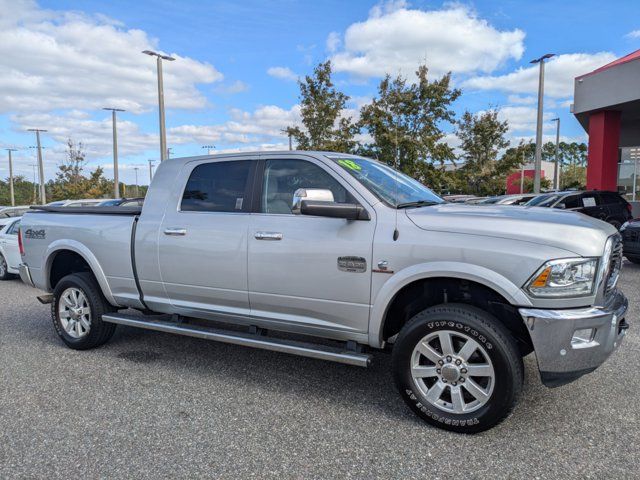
[396,200,440,209]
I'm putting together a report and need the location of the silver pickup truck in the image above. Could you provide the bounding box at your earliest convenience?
[18,151,629,433]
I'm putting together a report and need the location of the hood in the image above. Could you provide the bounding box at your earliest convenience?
[405,203,617,257]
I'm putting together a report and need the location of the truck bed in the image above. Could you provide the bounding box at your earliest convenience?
[20,209,142,308]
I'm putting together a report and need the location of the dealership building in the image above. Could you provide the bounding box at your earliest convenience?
[573,49,640,202]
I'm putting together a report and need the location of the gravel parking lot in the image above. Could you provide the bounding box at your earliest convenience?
[1,264,639,479]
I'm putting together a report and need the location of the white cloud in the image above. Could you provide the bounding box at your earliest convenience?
[326,31,341,52]
[169,104,302,146]
[13,111,157,160]
[625,29,640,39]
[507,95,536,105]
[464,52,616,98]
[329,4,525,78]
[214,80,250,94]
[0,0,222,114]
[497,106,554,133]
[267,66,298,81]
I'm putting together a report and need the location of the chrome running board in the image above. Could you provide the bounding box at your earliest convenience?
[102,313,372,367]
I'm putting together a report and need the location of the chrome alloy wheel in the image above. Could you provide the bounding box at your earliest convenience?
[58,287,91,339]
[410,330,495,414]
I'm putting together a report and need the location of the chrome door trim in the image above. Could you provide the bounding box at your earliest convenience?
[254,231,283,241]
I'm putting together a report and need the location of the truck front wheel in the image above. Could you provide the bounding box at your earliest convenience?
[392,303,523,433]
[51,272,117,350]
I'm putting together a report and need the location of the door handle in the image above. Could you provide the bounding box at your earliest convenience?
[164,228,187,236]
[254,231,283,241]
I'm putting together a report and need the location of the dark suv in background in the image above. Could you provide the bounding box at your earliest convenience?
[525,190,632,229]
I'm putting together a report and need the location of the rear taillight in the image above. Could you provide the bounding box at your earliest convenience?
[18,227,24,256]
[627,203,633,213]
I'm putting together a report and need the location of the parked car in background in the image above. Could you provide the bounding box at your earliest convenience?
[98,197,145,207]
[64,199,111,207]
[0,216,21,280]
[495,194,536,205]
[525,190,632,229]
[621,219,640,263]
[463,194,535,205]
[0,206,30,218]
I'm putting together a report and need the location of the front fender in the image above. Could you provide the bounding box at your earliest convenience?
[368,261,533,347]
[43,239,120,307]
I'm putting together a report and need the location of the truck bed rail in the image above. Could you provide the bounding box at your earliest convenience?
[29,205,142,215]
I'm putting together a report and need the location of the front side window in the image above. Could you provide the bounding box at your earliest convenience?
[181,160,251,213]
[328,155,443,208]
[261,159,350,214]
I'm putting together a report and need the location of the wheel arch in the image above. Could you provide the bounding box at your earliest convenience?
[369,262,534,353]
[44,240,119,307]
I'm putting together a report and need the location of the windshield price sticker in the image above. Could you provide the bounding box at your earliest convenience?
[338,159,362,171]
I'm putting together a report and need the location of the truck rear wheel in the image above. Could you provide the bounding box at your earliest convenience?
[392,303,523,433]
[51,272,117,350]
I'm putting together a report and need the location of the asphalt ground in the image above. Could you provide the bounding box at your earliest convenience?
[1,264,639,479]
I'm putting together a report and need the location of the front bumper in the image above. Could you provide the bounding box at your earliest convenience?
[19,263,35,288]
[519,289,629,387]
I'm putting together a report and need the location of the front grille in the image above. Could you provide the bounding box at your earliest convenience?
[605,235,623,294]
[623,229,640,243]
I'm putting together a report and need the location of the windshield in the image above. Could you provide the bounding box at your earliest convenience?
[526,194,560,207]
[329,156,444,208]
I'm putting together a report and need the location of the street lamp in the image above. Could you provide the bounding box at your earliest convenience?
[133,167,140,197]
[202,145,215,155]
[27,129,47,204]
[5,148,18,206]
[142,50,175,162]
[103,108,125,198]
[551,117,561,190]
[148,159,155,184]
[530,53,555,193]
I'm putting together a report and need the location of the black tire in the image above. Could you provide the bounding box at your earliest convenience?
[51,272,117,350]
[0,253,11,280]
[626,255,640,264]
[392,303,523,434]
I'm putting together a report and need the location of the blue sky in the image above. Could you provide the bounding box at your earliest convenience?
[2,0,640,186]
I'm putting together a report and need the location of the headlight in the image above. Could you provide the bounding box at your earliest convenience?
[525,258,598,298]
[620,221,629,232]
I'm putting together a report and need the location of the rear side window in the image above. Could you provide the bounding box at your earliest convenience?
[7,220,20,235]
[600,192,624,205]
[561,195,582,209]
[181,161,252,212]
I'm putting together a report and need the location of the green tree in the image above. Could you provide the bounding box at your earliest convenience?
[455,110,513,195]
[285,61,358,152]
[0,175,38,205]
[358,65,461,192]
[48,138,114,201]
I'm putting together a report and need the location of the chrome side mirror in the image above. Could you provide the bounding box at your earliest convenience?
[292,188,334,214]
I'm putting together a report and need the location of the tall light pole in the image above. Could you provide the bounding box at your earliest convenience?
[166,147,173,159]
[27,128,47,204]
[133,167,140,197]
[551,117,561,191]
[5,148,18,206]
[202,145,215,155]
[142,50,175,162]
[148,159,155,184]
[288,132,293,151]
[531,53,555,193]
[30,164,37,204]
[103,108,125,198]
